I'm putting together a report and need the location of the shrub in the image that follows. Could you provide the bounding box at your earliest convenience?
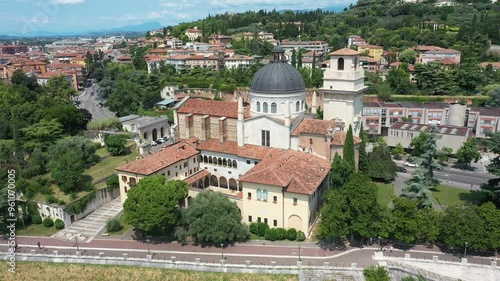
[249,222,258,235]
[58,199,66,205]
[32,215,42,224]
[286,228,298,241]
[43,217,54,228]
[297,231,306,242]
[106,218,122,233]
[275,228,287,240]
[46,195,58,204]
[265,228,279,241]
[54,219,65,229]
[249,222,269,237]
[106,174,119,190]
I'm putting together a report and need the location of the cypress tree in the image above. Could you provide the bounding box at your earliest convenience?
[291,48,297,68]
[297,49,303,68]
[343,124,355,169]
[358,124,368,173]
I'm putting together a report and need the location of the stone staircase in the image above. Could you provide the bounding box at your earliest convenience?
[52,198,123,243]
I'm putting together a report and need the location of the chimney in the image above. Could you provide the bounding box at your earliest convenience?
[219,117,227,143]
[311,91,317,115]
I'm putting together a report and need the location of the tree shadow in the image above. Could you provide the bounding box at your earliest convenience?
[458,191,487,206]
[317,239,347,251]
[451,163,476,171]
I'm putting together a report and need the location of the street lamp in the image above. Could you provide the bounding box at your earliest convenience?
[75,236,80,252]
[221,243,224,260]
[464,242,468,258]
[146,239,151,256]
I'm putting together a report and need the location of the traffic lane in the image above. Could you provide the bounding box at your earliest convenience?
[401,168,492,187]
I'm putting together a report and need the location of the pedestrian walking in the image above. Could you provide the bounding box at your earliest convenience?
[37,241,41,249]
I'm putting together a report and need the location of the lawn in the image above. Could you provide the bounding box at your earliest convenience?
[108,215,133,236]
[432,185,485,207]
[16,223,59,237]
[375,182,395,207]
[0,262,298,281]
[83,148,139,183]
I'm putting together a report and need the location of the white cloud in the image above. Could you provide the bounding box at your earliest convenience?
[52,0,84,4]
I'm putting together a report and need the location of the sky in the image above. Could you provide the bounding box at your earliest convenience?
[0,0,354,36]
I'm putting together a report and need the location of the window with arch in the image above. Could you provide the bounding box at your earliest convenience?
[296,101,300,112]
[203,156,208,163]
[228,160,233,168]
[208,156,213,164]
[256,101,261,112]
[233,160,237,168]
[218,158,222,165]
[271,102,277,113]
[262,190,269,201]
[223,159,227,167]
[263,102,268,113]
[338,58,344,71]
[257,189,262,200]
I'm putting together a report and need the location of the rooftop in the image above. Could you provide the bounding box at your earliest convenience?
[331,131,362,146]
[390,122,470,136]
[239,149,330,195]
[190,138,279,160]
[291,119,336,136]
[116,141,199,176]
[176,98,250,119]
[329,48,360,56]
[119,115,168,127]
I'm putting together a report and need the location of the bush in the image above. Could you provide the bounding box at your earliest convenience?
[43,217,54,228]
[46,195,58,204]
[297,231,306,242]
[106,174,119,190]
[54,219,65,229]
[250,222,269,237]
[32,215,42,224]
[286,228,298,241]
[275,228,287,240]
[106,218,122,233]
[265,228,279,241]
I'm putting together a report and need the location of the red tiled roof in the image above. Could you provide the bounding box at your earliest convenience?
[193,138,280,160]
[359,44,383,49]
[184,169,210,185]
[239,150,330,195]
[116,141,199,175]
[291,119,336,136]
[176,99,241,119]
[331,131,362,146]
[479,62,500,69]
[329,48,360,56]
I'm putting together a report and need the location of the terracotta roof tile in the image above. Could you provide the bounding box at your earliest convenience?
[291,119,336,136]
[192,138,280,160]
[116,141,199,175]
[177,99,241,119]
[329,48,360,56]
[184,169,210,185]
[239,150,330,195]
[331,131,362,146]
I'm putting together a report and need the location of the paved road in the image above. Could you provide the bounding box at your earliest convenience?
[2,237,495,268]
[400,167,496,188]
[79,84,115,121]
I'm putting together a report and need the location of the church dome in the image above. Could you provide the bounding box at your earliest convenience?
[250,46,306,94]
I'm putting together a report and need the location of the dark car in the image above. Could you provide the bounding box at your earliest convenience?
[397,166,407,173]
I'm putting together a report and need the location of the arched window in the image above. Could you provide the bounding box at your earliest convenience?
[228,160,233,168]
[256,101,261,112]
[233,160,237,168]
[203,156,208,163]
[296,101,300,112]
[257,189,262,200]
[209,156,213,164]
[271,102,277,113]
[218,158,222,165]
[338,58,344,71]
[262,190,268,201]
[223,158,227,167]
[263,102,268,113]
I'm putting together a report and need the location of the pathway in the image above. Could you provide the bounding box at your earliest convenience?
[52,198,123,243]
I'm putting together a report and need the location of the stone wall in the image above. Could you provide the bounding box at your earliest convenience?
[178,113,238,141]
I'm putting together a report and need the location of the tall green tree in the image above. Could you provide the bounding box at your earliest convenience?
[43,75,76,104]
[456,138,481,168]
[398,49,416,64]
[180,192,249,244]
[367,140,397,182]
[20,119,64,152]
[104,134,128,156]
[291,48,297,68]
[390,197,418,244]
[358,124,368,173]
[48,136,99,166]
[49,150,85,193]
[439,205,487,251]
[124,177,188,234]
[410,132,430,157]
[343,125,356,169]
[330,153,354,189]
[481,131,500,207]
[418,127,442,187]
[43,105,89,136]
[402,169,437,209]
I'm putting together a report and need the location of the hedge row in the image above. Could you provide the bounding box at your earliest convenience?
[249,222,305,242]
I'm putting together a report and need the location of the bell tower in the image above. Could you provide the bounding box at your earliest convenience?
[321,48,367,136]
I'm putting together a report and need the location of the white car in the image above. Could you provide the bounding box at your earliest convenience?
[404,161,418,168]
[150,141,157,146]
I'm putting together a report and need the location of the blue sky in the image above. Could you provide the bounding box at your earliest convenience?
[0,0,354,35]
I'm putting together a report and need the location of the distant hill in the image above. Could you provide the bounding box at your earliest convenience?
[278,5,348,14]
[95,21,163,33]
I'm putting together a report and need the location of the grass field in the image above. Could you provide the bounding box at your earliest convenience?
[0,262,298,281]
[84,148,139,183]
[16,223,59,237]
[375,182,395,207]
[108,215,133,236]
[432,185,485,207]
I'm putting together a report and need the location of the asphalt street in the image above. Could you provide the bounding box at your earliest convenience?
[400,166,496,188]
[78,84,115,121]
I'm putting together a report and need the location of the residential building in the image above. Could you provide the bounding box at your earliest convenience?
[36,71,78,91]
[280,40,329,54]
[185,27,203,41]
[415,46,461,65]
[208,34,232,46]
[242,31,274,41]
[0,44,28,54]
[359,56,380,73]
[224,55,256,69]
[468,108,500,138]
[357,44,384,61]
[347,35,366,48]
[386,122,471,153]
[119,115,170,142]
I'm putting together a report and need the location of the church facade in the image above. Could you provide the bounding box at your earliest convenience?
[117,47,364,236]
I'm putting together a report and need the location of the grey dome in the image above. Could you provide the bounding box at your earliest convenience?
[250,61,306,94]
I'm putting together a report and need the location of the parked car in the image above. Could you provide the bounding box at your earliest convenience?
[397,166,407,173]
[404,161,418,168]
[150,141,157,146]
[162,136,170,141]
[156,138,165,144]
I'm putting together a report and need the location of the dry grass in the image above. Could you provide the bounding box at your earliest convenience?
[0,262,298,281]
